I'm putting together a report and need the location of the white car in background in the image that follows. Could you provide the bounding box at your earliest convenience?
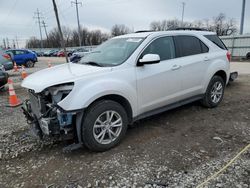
[72,47,90,56]
[22,29,234,152]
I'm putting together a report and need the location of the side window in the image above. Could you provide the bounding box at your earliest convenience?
[174,36,208,57]
[15,50,25,55]
[8,50,16,55]
[200,41,209,53]
[204,35,227,50]
[141,36,175,61]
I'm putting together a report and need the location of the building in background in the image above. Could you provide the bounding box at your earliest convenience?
[221,35,250,60]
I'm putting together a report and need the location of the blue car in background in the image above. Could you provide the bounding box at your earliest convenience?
[6,49,37,68]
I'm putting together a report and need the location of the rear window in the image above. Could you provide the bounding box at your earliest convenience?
[174,36,208,57]
[204,35,227,50]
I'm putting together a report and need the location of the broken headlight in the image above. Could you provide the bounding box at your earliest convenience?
[47,82,74,104]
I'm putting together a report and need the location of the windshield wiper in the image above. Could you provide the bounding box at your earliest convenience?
[82,61,103,67]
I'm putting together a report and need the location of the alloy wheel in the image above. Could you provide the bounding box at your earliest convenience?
[93,110,123,145]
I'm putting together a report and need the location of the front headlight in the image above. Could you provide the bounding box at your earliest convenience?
[47,82,74,103]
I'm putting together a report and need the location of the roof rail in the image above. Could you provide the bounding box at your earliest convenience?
[134,30,155,33]
[169,27,210,31]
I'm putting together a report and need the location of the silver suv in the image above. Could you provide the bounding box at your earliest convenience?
[22,30,232,151]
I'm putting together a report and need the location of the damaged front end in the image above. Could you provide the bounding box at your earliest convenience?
[22,83,77,140]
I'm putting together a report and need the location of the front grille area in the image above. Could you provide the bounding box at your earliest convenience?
[28,91,42,118]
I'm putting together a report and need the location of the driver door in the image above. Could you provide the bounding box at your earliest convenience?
[136,36,182,115]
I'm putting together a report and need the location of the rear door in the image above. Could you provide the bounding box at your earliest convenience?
[136,36,183,114]
[174,35,210,98]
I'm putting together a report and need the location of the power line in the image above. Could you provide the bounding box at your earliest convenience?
[0,0,18,24]
[71,0,82,46]
[33,8,44,49]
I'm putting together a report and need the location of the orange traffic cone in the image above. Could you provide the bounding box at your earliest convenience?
[48,62,52,68]
[21,66,28,79]
[13,62,18,72]
[7,79,22,107]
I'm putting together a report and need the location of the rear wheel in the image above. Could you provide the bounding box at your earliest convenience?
[201,75,225,108]
[82,100,128,151]
[26,60,34,68]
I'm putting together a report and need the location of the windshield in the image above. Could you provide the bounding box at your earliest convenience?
[79,37,144,67]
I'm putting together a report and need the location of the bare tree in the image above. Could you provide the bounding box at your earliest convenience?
[150,19,183,31]
[211,13,237,36]
[26,37,40,48]
[149,13,237,36]
[111,24,131,36]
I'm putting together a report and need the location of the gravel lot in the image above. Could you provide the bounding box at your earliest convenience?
[0,58,249,188]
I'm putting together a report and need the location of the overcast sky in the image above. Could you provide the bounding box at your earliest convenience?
[0,0,249,47]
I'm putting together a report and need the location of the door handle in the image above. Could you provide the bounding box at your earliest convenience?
[204,57,210,61]
[171,64,181,71]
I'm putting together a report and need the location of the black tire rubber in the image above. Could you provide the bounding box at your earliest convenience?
[201,75,225,108]
[26,60,34,68]
[81,100,128,152]
[246,52,250,60]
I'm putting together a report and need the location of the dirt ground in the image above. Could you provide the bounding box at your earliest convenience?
[0,58,249,188]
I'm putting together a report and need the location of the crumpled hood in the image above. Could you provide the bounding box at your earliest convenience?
[21,63,111,93]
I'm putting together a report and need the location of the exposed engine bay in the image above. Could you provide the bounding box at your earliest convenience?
[22,83,77,140]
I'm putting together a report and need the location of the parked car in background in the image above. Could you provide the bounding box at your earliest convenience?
[44,49,58,57]
[0,49,13,70]
[57,50,74,57]
[69,53,83,63]
[33,50,44,57]
[52,50,59,57]
[22,30,233,151]
[6,49,37,68]
[72,48,90,56]
[0,66,9,89]
[67,49,75,57]
[57,50,65,57]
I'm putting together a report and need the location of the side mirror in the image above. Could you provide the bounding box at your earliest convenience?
[138,54,160,66]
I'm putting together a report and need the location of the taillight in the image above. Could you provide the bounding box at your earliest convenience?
[226,51,231,62]
[2,54,11,60]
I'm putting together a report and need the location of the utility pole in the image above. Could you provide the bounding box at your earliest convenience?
[6,38,9,48]
[12,39,16,49]
[240,0,246,35]
[71,0,82,46]
[41,20,49,47]
[15,36,19,49]
[41,21,49,40]
[34,8,44,49]
[52,0,69,62]
[181,2,186,27]
[3,39,6,49]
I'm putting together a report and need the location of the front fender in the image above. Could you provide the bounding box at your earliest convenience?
[58,78,138,116]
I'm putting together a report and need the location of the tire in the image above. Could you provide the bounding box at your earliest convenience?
[201,75,225,108]
[26,60,34,68]
[82,100,128,152]
[246,52,250,60]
